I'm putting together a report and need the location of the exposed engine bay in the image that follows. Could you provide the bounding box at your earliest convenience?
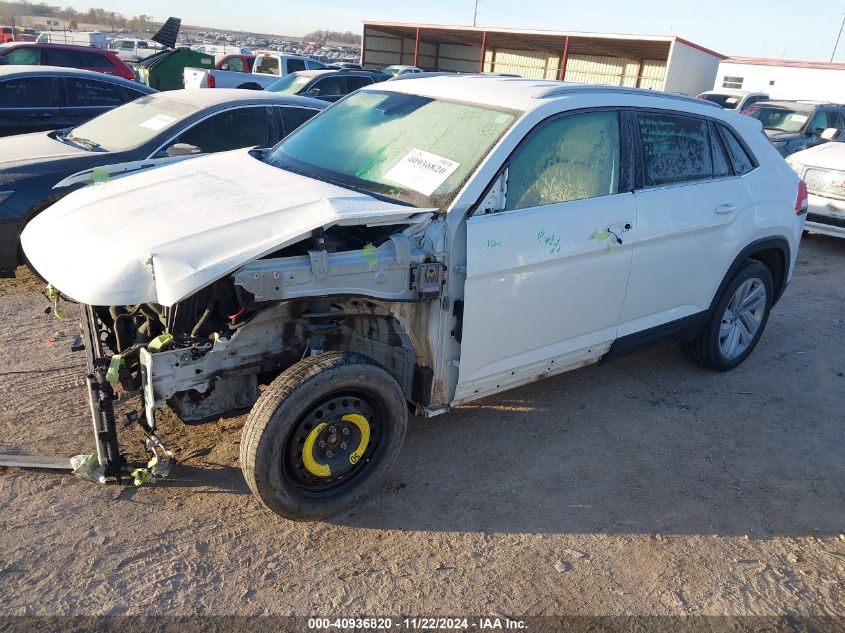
[86,217,448,435]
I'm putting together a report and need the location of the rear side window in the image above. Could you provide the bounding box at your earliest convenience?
[0,77,53,107]
[45,48,84,68]
[280,106,319,135]
[3,47,39,64]
[225,57,245,72]
[311,76,344,97]
[719,125,755,175]
[345,75,373,91]
[81,51,115,69]
[63,78,129,107]
[505,110,620,211]
[638,112,712,187]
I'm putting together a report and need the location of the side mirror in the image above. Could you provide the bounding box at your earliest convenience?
[820,127,840,141]
[165,143,201,157]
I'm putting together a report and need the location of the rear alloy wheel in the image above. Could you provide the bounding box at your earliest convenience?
[240,352,408,520]
[681,260,773,371]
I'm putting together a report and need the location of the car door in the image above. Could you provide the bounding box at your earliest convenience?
[0,75,59,135]
[152,106,274,157]
[456,109,636,398]
[618,111,755,338]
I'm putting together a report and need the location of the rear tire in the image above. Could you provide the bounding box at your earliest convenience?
[240,351,408,520]
[681,260,773,371]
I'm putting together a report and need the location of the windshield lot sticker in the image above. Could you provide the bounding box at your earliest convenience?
[139,113,178,131]
[384,149,461,196]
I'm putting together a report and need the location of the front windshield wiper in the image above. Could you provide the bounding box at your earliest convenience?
[63,132,106,152]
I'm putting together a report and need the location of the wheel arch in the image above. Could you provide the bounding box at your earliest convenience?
[711,237,790,313]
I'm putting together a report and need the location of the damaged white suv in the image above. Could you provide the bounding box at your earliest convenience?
[22,76,807,520]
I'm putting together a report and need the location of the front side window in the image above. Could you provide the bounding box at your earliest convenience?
[3,47,39,65]
[279,106,319,135]
[638,112,712,187]
[0,77,53,107]
[505,110,620,211]
[225,57,244,72]
[168,107,270,154]
[255,56,279,75]
[265,90,518,208]
[310,76,344,97]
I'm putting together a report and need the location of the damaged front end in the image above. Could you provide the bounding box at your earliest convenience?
[78,217,447,481]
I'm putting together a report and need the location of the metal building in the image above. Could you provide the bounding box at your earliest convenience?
[361,22,724,96]
[714,57,845,103]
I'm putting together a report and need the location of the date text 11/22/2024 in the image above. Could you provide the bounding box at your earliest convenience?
[307,617,528,630]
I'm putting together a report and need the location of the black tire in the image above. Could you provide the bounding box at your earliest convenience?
[240,351,408,520]
[237,82,262,90]
[681,259,773,371]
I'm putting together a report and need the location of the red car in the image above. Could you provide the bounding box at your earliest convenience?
[0,42,135,80]
[215,53,256,73]
[1,26,37,43]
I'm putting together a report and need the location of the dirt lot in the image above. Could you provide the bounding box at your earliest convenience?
[0,235,843,619]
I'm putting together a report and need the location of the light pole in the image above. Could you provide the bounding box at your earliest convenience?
[473,0,479,27]
[833,14,845,62]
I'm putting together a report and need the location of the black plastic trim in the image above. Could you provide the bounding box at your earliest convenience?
[603,311,708,363]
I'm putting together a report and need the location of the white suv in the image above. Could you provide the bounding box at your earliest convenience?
[22,76,808,520]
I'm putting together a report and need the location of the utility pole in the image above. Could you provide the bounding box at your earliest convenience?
[473,0,479,27]
[832,14,845,62]
[10,15,15,42]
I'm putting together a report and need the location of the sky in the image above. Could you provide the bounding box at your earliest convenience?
[55,0,845,62]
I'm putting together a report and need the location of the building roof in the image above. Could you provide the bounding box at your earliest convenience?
[363,21,725,61]
[369,74,720,112]
[722,56,845,71]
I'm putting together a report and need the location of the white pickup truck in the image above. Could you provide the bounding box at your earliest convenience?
[183,53,327,90]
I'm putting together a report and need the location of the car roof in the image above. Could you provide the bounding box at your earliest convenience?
[0,41,112,52]
[368,75,723,113]
[152,88,327,109]
[700,89,767,97]
[0,64,152,89]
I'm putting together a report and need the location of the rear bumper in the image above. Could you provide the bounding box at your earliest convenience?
[806,193,845,239]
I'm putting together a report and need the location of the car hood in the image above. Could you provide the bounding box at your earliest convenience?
[22,149,428,307]
[0,131,88,169]
[788,141,845,170]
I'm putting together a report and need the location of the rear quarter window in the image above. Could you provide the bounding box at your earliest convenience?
[719,125,755,175]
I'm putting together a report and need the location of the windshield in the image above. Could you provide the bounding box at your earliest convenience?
[265,73,313,94]
[699,93,742,109]
[67,94,200,152]
[265,90,518,208]
[743,105,811,133]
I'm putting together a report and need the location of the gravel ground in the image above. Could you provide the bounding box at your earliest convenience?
[0,235,843,619]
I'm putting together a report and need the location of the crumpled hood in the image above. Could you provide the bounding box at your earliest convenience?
[788,141,845,170]
[22,149,425,307]
[0,131,87,170]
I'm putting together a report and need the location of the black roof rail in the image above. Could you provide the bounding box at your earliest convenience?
[534,84,723,108]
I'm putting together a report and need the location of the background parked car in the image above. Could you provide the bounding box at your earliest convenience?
[382,65,423,76]
[742,100,845,156]
[697,89,769,110]
[0,89,326,275]
[264,69,389,102]
[183,53,324,90]
[0,66,155,137]
[216,53,256,72]
[109,38,165,62]
[786,142,845,238]
[35,31,109,49]
[1,26,37,43]
[0,42,136,80]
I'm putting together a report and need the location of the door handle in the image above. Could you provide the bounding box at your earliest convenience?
[715,203,736,214]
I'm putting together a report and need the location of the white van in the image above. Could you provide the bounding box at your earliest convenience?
[36,31,108,49]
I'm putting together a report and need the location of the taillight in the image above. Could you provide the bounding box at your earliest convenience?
[207,74,215,88]
[795,180,808,215]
